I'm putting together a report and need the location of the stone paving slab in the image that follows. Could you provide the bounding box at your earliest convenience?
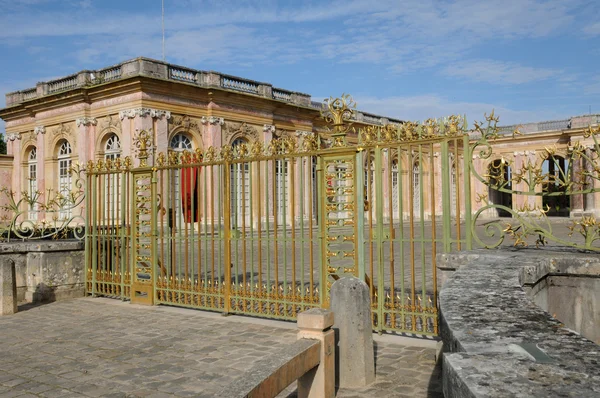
[0,298,440,397]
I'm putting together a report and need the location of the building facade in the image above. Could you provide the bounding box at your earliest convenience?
[1,57,599,224]
[0,57,401,225]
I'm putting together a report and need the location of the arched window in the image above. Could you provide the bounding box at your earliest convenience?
[170,134,192,151]
[103,134,122,222]
[231,138,250,227]
[58,141,72,219]
[412,160,420,217]
[275,156,289,224]
[391,159,399,219]
[28,147,38,220]
[105,134,121,160]
[364,158,375,218]
[170,134,194,226]
[488,158,512,217]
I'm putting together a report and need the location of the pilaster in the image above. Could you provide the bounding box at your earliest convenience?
[120,108,171,167]
[35,126,46,220]
[296,130,314,223]
[7,133,22,203]
[200,116,224,148]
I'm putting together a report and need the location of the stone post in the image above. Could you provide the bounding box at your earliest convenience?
[0,258,18,315]
[330,276,375,388]
[297,308,335,398]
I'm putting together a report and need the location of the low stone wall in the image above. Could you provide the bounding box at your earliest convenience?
[438,249,600,397]
[0,241,84,303]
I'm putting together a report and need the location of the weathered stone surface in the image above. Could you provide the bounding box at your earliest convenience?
[0,298,442,397]
[297,308,335,398]
[440,249,600,397]
[0,241,84,303]
[0,257,17,315]
[297,307,334,331]
[216,338,320,397]
[330,276,375,388]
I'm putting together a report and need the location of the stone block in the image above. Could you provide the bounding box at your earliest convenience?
[330,276,375,388]
[297,308,334,332]
[0,258,17,315]
[257,84,272,98]
[297,308,335,398]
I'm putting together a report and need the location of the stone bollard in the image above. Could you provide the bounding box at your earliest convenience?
[0,258,18,315]
[330,276,375,388]
[297,308,335,398]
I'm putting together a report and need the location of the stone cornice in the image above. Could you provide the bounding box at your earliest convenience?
[34,126,46,135]
[200,116,224,125]
[119,108,171,120]
[75,117,97,127]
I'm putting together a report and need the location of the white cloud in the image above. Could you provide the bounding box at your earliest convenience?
[583,22,600,36]
[443,60,561,85]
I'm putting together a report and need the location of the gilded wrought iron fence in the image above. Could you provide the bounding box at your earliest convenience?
[355,116,471,336]
[83,94,475,337]
[470,112,600,250]
[151,137,323,319]
[0,164,86,241]
[85,157,132,299]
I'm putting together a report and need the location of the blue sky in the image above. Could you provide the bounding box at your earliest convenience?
[0,0,599,133]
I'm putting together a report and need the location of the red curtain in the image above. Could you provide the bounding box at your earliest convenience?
[180,167,199,222]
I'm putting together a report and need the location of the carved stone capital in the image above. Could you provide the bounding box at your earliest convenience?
[75,117,97,127]
[6,132,21,141]
[119,108,171,120]
[263,124,276,134]
[295,130,313,137]
[201,116,224,125]
[34,126,46,135]
[150,109,171,119]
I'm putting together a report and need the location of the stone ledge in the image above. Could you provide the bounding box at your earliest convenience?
[0,240,84,253]
[439,249,600,397]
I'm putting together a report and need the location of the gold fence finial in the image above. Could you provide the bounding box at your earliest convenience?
[134,129,153,167]
[321,94,356,147]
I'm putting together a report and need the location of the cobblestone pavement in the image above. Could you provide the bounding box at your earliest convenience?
[0,298,440,397]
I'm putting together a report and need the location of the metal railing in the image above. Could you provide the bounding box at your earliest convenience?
[79,96,600,336]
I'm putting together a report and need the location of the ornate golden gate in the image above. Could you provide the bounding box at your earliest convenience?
[85,95,473,336]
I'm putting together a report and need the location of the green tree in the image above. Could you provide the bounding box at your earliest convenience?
[0,134,6,155]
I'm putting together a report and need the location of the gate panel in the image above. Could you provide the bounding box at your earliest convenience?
[364,134,468,336]
[319,151,359,306]
[85,161,131,300]
[130,169,155,305]
[154,159,227,311]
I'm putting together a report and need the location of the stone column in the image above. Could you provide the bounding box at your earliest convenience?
[584,147,595,214]
[201,116,224,148]
[7,133,22,205]
[34,126,46,220]
[75,118,97,167]
[570,150,584,218]
[200,117,224,225]
[75,119,96,217]
[120,108,171,167]
[0,257,17,315]
[381,148,390,222]
[433,152,443,218]
[263,125,276,224]
[295,130,313,223]
[330,276,375,388]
